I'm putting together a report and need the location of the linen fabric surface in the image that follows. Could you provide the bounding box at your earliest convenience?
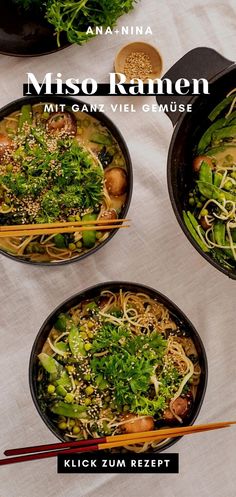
[0,0,235,496]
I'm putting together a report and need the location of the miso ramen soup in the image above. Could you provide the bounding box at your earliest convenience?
[0,102,129,263]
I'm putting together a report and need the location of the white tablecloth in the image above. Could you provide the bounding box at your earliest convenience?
[0,0,236,496]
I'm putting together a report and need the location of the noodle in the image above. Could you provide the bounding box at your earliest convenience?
[0,102,128,262]
[36,290,201,451]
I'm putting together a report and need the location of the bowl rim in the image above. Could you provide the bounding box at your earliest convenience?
[167,64,236,279]
[29,280,208,453]
[0,96,133,266]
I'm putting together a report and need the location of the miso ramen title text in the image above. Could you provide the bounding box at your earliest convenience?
[23,72,210,97]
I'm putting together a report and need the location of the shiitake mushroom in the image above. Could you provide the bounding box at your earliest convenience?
[99,209,118,221]
[105,167,128,196]
[0,133,12,157]
[122,414,155,434]
[46,111,77,135]
[163,393,193,422]
[193,155,213,172]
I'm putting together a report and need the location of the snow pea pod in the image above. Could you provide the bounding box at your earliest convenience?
[90,132,113,146]
[50,401,87,419]
[82,213,97,248]
[212,125,236,141]
[213,172,222,187]
[38,353,59,375]
[199,161,212,183]
[207,146,228,156]
[38,353,71,389]
[208,95,235,122]
[183,211,209,252]
[227,110,236,123]
[18,104,32,130]
[214,221,225,246]
[197,181,236,202]
[68,324,86,357]
[214,222,234,259]
[197,117,226,153]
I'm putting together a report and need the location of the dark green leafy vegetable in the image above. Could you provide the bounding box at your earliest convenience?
[46,0,138,46]
[0,134,104,224]
[90,323,174,417]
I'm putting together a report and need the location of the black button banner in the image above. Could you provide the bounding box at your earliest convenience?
[57,452,179,473]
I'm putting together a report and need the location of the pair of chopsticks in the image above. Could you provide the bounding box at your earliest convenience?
[0,421,235,466]
[0,218,130,238]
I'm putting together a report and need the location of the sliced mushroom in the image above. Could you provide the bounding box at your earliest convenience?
[99,209,118,221]
[46,111,77,135]
[105,167,128,196]
[193,155,213,172]
[163,393,193,423]
[200,217,211,230]
[122,414,154,434]
[0,133,12,157]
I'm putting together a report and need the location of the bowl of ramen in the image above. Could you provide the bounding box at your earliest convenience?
[0,97,132,265]
[29,282,207,452]
[156,47,236,278]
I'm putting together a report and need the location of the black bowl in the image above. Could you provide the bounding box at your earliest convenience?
[168,65,236,278]
[0,96,132,266]
[29,281,208,452]
[0,1,69,57]
[157,48,236,278]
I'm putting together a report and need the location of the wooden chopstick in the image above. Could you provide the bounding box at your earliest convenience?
[0,426,230,466]
[1,421,234,465]
[0,224,130,238]
[5,420,233,457]
[0,218,130,237]
[0,218,129,232]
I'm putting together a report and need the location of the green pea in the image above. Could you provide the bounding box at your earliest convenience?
[58,421,67,430]
[189,197,195,206]
[64,393,74,403]
[75,214,81,221]
[47,384,55,394]
[76,241,83,248]
[85,386,94,395]
[80,331,88,339]
[68,243,76,250]
[73,426,80,434]
[84,374,91,381]
[68,215,75,222]
[224,180,233,190]
[84,398,91,406]
[84,343,92,352]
